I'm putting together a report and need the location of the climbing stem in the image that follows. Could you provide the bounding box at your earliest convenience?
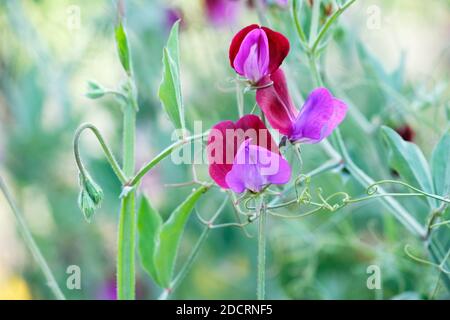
[117,103,136,300]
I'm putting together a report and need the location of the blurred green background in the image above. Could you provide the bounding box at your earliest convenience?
[0,0,449,299]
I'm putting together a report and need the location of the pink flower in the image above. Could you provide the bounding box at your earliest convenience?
[207,114,291,193]
[256,69,348,143]
[229,24,290,84]
[204,0,240,27]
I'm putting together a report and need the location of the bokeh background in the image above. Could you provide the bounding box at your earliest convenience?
[0,0,449,299]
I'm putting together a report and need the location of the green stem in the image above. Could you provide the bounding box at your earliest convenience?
[311,0,357,53]
[117,104,136,300]
[74,123,127,184]
[309,0,321,47]
[292,0,308,48]
[0,176,66,300]
[256,196,267,300]
[308,54,323,87]
[129,132,208,187]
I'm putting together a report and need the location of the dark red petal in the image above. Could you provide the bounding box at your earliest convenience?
[235,114,279,154]
[229,24,259,70]
[256,69,297,136]
[261,26,290,74]
[207,120,235,189]
[207,114,279,189]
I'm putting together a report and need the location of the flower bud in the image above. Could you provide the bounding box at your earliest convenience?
[78,189,96,223]
[85,80,105,99]
[78,173,103,222]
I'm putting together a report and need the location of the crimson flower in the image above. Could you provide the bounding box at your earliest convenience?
[229,24,290,85]
[256,69,348,143]
[207,114,291,193]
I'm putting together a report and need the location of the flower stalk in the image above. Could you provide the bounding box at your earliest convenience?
[256,195,267,300]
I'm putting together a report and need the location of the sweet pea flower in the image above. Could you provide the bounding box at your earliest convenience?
[207,114,291,193]
[256,69,348,143]
[229,24,290,84]
[204,0,240,27]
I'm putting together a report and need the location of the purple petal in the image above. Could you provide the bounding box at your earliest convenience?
[205,0,239,27]
[233,28,269,83]
[290,87,347,143]
[225,140,291,193]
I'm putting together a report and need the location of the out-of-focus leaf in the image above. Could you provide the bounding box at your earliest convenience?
[85,80,105,99]
[153,185,208,288]
[431,130,450,197]
[158,20,184,132]
[357,42,404,91]
[137,196,162,286]
[381,126,437,208]
[115,21,132,75]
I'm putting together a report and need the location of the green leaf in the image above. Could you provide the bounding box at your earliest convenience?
[381,126,437,208]
[431,130,450,197]
[158,20,185,132]
[137,196,163,286]
[153,185,208,288]
[115,21,132,75]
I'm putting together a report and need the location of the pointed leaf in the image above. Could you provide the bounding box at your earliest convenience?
[381,126,436,208]
[153,185,208,288]
[137,196,163,286]
[158,21,185,132]
[431,130,450,197]
[115,20,132,75]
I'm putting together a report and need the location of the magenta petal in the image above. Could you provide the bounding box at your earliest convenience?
[290,87,347,143]
[256,69,297,136]
[233,28,269,83]
[207,114,279,189]
[225,140,291,193]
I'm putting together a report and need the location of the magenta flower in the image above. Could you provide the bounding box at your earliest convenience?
[256,69,348,143]
[229,24,290,84]
[204,0,240,27]
[207,114,291,193]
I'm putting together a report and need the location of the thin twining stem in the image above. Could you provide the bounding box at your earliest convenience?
[404,245,450,275]
[128,131,209,187]
[0,176,66,300]
[74,123,127,184]
[269,159,343,206]
[430,220,450,229]
[268,207,322,219]
[159,196,229,300]
[365,180,450,204]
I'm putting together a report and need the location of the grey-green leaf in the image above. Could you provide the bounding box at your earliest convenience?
[158,21,184,132]
[153,185,208,288]
[137,196,163,286]
[431,130,450,197]
[85,80,105,99]
[381,126,437,208]
[115,21,132,75]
